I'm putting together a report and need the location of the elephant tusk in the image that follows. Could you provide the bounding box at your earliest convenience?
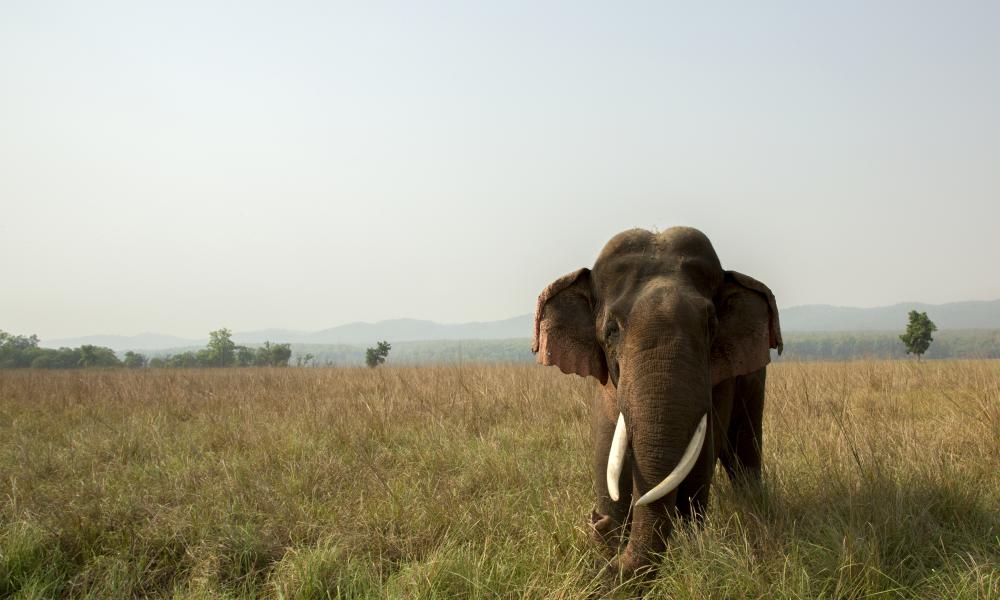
[607,412,628,501]
[634,414,708,507]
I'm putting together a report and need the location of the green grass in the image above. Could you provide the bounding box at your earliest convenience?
[0,362,997,598]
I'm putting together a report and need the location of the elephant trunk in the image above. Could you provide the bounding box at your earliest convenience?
[615,337,713,576]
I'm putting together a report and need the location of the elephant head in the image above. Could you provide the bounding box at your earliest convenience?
[532,227,781,574]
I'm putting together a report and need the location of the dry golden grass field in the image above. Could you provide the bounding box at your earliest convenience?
[1,361,998,599]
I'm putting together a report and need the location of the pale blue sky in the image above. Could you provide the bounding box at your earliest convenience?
[2,1,998,339]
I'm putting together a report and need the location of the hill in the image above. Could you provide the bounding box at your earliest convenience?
[143,329,1000,366]
[38,299,1000,353]
[780,299,1000,331]
[37,333,200,352]
[41,316,533,351]
[299,315,531,345]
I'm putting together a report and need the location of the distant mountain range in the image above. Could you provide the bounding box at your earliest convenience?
[38,299,1000,352]
[779,299,1000,331]
[38,332,201,352]
[231,315,532,346]
[40,316,534,352]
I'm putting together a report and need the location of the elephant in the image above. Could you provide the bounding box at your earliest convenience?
[532,226,782,577]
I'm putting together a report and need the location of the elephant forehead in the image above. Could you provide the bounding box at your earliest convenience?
[596,227,718,265]
[654,227,718,257]
[593,227,722,297]
[594,252,662,282]
[597,228,656,258]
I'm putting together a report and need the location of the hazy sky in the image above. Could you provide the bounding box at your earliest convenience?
[2,2,998,339]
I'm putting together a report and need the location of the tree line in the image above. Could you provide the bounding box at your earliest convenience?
[775,329,999,361]
[0,332,125,368]
[148,329,292,368]
[4,313,996,370]
[0,329,292,369]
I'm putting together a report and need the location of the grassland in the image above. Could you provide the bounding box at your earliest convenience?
[0,362,997,598]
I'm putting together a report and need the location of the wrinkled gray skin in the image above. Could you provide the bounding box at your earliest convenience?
[533,227,782,577]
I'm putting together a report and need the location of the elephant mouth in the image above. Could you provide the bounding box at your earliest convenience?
[606,413,709,506]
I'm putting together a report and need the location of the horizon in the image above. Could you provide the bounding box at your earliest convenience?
[35,296,1000,344]
[15,283,1000,344]
[3,2,999,339]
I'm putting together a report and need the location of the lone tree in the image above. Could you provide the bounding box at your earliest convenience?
[900,310,937,360]
[365,341,391,368]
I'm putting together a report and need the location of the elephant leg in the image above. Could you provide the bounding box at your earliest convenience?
[611,488,676,580]
[721,368,765,486]
[675,380,734,521]
[591,387,632,550]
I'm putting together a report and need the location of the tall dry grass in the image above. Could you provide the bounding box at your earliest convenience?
[0,361,997,598]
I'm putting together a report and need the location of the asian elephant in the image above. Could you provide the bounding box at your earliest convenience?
[532,227,782,577]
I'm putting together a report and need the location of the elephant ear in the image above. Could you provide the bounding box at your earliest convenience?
[532,268,608,383]
[710,271,783,385]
